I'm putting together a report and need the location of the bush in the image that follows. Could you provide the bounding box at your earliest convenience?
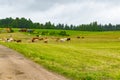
[41,31,49,35]
[49,31,56,35]
[58,31,69,36]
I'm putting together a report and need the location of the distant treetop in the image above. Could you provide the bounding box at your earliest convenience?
[0,17,120,31]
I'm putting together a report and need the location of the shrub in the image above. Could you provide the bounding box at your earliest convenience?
[49,31,56,35]
[41,31,49,35]
[58,31,69,36]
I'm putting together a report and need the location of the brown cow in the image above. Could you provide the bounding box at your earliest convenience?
[31,37,43,42]
[14,40,22,43]
[44,37,48,43]
[66,38,71,41]
[77,36,80,39]
[32,37,39,42]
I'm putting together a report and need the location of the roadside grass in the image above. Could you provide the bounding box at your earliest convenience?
[0,30,120,80]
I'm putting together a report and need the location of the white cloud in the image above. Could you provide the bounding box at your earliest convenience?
[0,0,120,25]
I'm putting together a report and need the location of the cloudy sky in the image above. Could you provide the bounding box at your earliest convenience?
[0,0,120,25]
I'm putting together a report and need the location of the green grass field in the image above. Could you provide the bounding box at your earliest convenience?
[0,29,120,80]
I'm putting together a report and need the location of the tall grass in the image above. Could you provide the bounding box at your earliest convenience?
[0,30,120,80]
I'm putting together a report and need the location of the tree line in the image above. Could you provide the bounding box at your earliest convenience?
[0,17,120,31]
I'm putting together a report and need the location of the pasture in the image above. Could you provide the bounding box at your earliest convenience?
[0,29,120,80]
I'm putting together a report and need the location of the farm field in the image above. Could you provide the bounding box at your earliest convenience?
[0,29,120,80]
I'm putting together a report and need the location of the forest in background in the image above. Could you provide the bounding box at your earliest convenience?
[0,17,120,31]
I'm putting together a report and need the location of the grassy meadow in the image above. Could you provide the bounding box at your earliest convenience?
[0,29,120,80]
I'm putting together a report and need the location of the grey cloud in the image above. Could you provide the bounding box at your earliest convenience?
[25,0,81,11]
[0,0,120,11]
[23,0,120,12]
[0,0,120,25]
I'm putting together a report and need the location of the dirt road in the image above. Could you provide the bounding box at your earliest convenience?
[0,45,68,80]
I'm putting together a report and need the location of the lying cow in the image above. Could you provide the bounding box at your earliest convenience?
[14,40,22,43]
[59,38,71,42]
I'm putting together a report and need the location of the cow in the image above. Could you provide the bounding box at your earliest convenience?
[32,37,39,42]
[59,37,71,42]
[44,37,48,43]
[77,36,80,39]
[31,37,43,42]
[27,29,34,33]
[14,40,22,43]
[66,38,71,41]
[56,38,60,42]
[19,28,27,32]
[59,38,67,42]
[81,37,84,39]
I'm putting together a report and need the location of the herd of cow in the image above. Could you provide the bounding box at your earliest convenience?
[29,35,72,43]
[0,35,84,43]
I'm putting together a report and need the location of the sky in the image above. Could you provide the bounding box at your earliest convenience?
[0,0,120,25]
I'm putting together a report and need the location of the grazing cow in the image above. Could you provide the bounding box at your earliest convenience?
[19,28,27,32]
[32,37,39,42]
[27,29,34,33]
[77,36,80,39]
[39,38,44,40]
[81,37,84,39]
[67,38,71,41]
[6,37,14,42]
[56,38,60,42]
[9,37,14,41]
[31,37,43,42]
[14,40,22,43]
[59,38,67,42]
[59,38,71,42]
[44,37,48,43]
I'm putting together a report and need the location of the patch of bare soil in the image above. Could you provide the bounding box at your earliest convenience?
[0,45,68,80]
